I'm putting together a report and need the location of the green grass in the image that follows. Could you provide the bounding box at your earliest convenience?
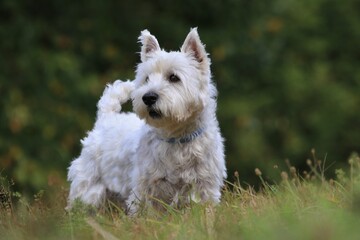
[2,153,360,240]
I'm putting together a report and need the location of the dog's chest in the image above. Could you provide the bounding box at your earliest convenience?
[159,145,200,184]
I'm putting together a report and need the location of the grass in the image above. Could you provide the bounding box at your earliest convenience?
[1,152,360,240]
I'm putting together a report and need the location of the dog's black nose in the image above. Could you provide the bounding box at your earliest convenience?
[142,92,159,106]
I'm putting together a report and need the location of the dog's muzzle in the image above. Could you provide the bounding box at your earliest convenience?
[142,92,162,118]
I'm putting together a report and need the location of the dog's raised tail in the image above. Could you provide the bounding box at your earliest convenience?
[97,80,135,117]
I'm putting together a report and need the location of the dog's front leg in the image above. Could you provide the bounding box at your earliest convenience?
[195,178,222,204]
[126,190,142,216]
[126,178,177,215]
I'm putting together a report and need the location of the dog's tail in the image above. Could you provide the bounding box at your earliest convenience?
[97,80,135,118]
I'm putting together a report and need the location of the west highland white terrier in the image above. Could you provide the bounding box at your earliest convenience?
[67,28,227,214]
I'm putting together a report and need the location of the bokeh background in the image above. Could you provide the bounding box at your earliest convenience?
[1,0,359,195]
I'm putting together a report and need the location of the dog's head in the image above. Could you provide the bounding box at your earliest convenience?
[132,28,217,129]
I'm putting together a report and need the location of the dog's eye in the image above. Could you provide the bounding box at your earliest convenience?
[145,76,149,83]
[169,74,180,83]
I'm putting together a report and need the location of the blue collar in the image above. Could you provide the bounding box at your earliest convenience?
[160,127,205,144]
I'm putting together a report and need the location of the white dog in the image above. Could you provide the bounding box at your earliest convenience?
[67,28,227,214]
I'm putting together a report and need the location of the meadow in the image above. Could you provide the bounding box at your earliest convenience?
[1,151,360,240]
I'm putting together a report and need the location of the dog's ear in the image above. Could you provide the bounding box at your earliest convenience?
[181,28,209,68]
[139,30,160,62]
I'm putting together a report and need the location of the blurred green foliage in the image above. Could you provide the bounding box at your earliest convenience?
[0,0,359,194]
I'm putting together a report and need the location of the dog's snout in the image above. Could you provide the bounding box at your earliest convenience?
[142,92,159,106]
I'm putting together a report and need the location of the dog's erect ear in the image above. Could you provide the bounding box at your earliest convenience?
[139,30,160,62]
[181,28,209,67]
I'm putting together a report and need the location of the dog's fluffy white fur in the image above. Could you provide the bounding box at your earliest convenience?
[67,28,227,214]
